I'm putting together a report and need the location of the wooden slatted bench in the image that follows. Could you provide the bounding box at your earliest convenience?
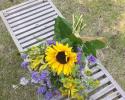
[0,0,125,99]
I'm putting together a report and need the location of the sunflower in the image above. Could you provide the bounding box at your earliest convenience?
[45,42,77,75]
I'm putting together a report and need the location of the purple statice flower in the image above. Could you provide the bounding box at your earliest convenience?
[37,86,47,94]
[45,91,53,100]
[87,54,96,64]
[53,89,60,96]
[47,40,56,45]
[31,71,40,83]
[77,52,82,64]
[79,65,84,77]
[45,78,51,88]
[77,47,82,52]
[21,61,28,69]
[21,54,27,59]
[79,65,84,70]
[40,71,48,80]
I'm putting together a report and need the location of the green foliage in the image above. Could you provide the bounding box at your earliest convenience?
[82,42,96,56]
[54,16,106,56]
[54,16,82,46]
[82,40,106,56]
[72,14,86,37]
[84,68,92,76]
[91,40,106,49]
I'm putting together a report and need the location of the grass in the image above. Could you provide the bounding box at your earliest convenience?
[0,0,125,99]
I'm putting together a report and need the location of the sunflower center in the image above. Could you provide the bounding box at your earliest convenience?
[56,51,69,64]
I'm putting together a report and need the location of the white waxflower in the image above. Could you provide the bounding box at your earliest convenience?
[12,84,18,89]
[20,77,29,86]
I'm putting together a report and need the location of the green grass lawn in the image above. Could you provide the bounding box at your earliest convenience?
[0,0,125,100]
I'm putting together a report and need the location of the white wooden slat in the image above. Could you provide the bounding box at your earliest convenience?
[99,77,110,87]
[0,12,23,51]
[101,91,120,100]
[87,77,110,93]
[14,15,57,35]
[0,0,61,51]
[21,31,54,48]
[12,11,57,31]
[6,2,50,19]
[8,4,52,23]
[16,21,55,40]
[23,36,53,50]
[19,26,54,44]
[91,66,100,73]
[92,71,105,80]
[47,0,63,17]
[118,97,125,100]
[89,84,115,100]
[5,0,45,15]
[9,8,55,27]
[97,61,125,98]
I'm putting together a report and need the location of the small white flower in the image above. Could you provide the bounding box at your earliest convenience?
[20,77,29,86]
[12,84,18,89]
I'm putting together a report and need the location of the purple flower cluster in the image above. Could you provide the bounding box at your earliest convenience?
[31,71,48,83]
[37,89,60,100]
[77,52,82,64]
[20,53,29,69]
[45,91,53,100]
[87,54,96,64]
[21,61,29,69]
[77,47,83,64]
[37,85,60,100]
[53,88,60,96]
[37,86,47,94]
[77,47,82,52]
[47,40,56,45]
[21,54,27,59]
[45,78,51,88]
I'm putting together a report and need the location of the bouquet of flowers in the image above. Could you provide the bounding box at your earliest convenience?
[20,15,106,100]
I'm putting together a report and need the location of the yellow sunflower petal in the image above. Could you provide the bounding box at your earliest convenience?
[45,42,77,75]
[57,64,63,75]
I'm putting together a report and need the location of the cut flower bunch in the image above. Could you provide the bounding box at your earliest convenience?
[20,15,106,100]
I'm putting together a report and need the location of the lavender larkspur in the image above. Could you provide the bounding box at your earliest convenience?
[87,54,97,64]
[21,54,27,59]
[47,40,56,45]
[21,61,28,69]
[37,86,47,94]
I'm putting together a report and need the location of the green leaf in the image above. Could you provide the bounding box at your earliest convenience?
[82,39,106,56]
[54,16,72,41]
[39,63,48,71]
[81,53,86,61]
[90,40,106,49]
[82,42,97,56]
[54,16,82,46]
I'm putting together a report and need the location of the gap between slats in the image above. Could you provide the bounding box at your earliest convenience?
[23,36,53,50]
[14,14,57,35]
[6,1,50,20]
[89,84,115,100]
[12,11,57,31]
[9,9,55,28]
[19,26,54,44]
[101,91,121,100]
[7,4,52,24]
[16,21,55,40]
[5,0,46,16]
[21,31,54,48]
